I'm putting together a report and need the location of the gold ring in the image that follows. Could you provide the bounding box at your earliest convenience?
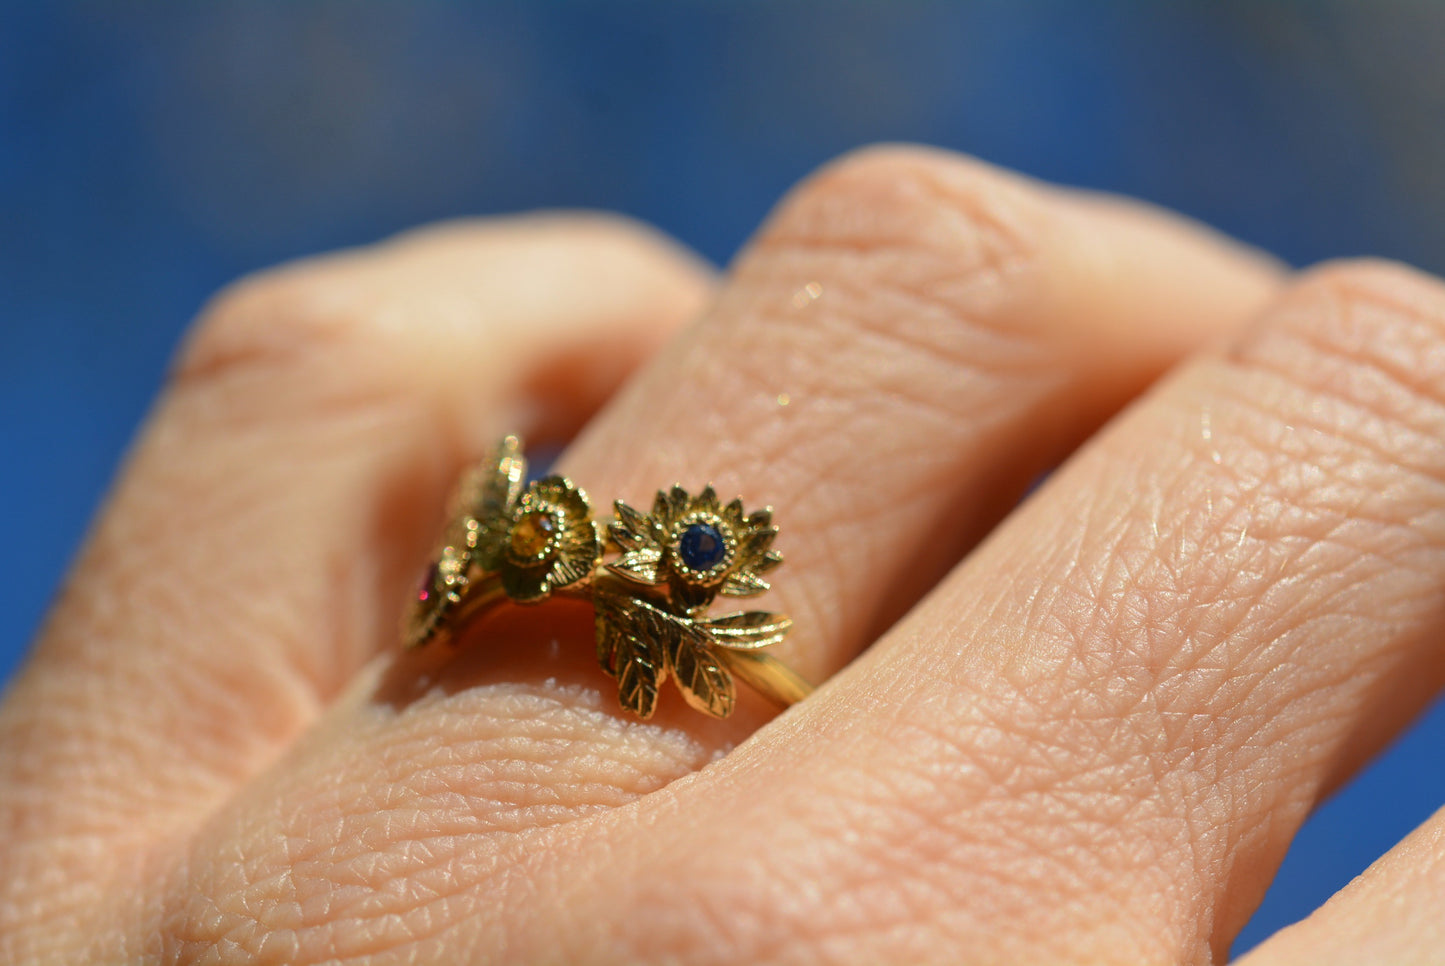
[403,436,813,719]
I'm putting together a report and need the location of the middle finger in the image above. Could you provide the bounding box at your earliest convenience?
[584,260,1445,965]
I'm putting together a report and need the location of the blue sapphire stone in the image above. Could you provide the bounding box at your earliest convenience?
[678,523,726,570]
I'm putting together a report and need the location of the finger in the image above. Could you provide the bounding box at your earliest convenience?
[562,145,1283,689]
[563,259,1445,964]
[0,215,713,909]
[144,148,1287,964]
[1237,803,1445,965]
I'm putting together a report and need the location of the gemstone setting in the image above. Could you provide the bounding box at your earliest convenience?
[417,561,440,604]
[510,509,559,561]
[678,522,727,571]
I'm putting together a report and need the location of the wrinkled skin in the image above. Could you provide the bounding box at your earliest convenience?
[4,146,1445,965]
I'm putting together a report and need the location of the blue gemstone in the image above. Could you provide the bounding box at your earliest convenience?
[678,523,726,570]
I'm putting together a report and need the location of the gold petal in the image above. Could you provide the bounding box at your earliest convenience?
[668,484,690,522]
[696,484,720,514]
[563,482,593,520]
[649,510,670,546]
[652,489,672,524]
[474,526,509,571]
[723,497,745,527]
[612,500,655,549]
[560,516,601,553]
[747,507,773,530]
[722,570,771,598]
[549,550,596,588]
[523,476,558,506]
[741,526,777,561]
[530,474,590,521]
[608,520,642,552]
[753,549,784,574]
[408,437,526,645]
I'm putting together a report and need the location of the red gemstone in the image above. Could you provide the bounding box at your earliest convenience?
[417,562,440,603]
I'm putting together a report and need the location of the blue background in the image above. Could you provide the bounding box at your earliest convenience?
[4,3,1444,957]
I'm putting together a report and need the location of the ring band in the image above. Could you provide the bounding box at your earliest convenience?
[403,436,813,719]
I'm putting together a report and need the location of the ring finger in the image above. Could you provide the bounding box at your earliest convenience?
[565,259,1445,965]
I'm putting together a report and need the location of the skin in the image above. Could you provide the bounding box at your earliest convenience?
[2,144,1444,964]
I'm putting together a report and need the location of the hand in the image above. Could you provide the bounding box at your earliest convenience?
[3,146,1442,965]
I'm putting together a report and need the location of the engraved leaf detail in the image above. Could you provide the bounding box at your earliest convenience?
[595,592,665,718]
[608,547,664,585]
[616,634,661,718]
[722,570,771,598]
[670,623,735,718]
[611,500,655,551]
[699,611,793,650]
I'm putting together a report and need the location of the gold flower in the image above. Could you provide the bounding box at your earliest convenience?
[405,437,601,646]
[606,484,783,611]
[404,435,525,648]
[595,484,790,718]
[487,475,602,603]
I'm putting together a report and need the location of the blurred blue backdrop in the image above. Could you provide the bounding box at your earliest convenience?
[3,2,1444,957]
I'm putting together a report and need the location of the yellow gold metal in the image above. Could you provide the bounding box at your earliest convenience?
[402,435,813,719]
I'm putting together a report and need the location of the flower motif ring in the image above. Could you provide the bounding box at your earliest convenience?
[403,436,813,719]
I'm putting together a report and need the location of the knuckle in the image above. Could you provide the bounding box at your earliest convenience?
[751,143,1048,329]
[176,211,705,391]
[1212,256,1445,583]
[391,211,710,304]
[1235,257,1445,422]
[463,209,696,269]
[177,258,354,389]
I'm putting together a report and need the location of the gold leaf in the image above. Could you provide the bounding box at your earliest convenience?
[613,597,734,717]
[595,600,622,675]
[595,591,664,717]
[697,484,719,513]
[699,611,793,650]
[611,500,653,551]
[668,619,735,718]
[607,548,663,585]
[746,507,773,529]
[616,634,661,718]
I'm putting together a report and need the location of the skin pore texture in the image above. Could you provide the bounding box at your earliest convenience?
[3,145,1445,964]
